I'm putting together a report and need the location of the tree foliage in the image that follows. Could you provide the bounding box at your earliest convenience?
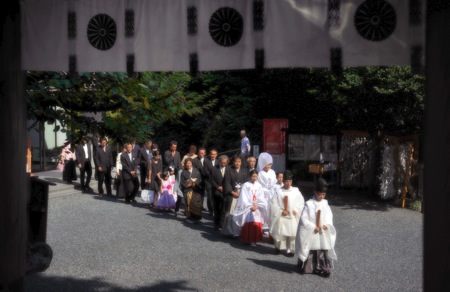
[27,71,217,145]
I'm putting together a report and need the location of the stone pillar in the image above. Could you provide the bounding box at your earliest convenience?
[0,1,28,291]
[424,3,450,292]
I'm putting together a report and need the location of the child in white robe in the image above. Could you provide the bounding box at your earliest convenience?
[233,170,268,246]
[270,170,304,256]
[295,178,337,277]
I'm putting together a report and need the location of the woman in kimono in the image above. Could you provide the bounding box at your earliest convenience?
[222,155,248,237]
[180,158,202,223]
[233,170,268,246]
[154,168,177,210]
[295,178,337,277]
[270,170,304,256]
[257,152,277,236]
[60,140,77,184]
[147,150,163,206]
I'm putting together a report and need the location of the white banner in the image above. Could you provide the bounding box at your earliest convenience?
[264,0,330,68]
[335,0,413,67]
[21,0,426,72]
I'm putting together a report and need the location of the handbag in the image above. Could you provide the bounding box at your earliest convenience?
[141,189,155,202]
[56,161,64,172]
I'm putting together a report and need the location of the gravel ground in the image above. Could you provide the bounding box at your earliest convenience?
[26,172,423,292]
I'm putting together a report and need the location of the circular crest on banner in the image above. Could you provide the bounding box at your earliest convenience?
[354,0,396,42]
[209,7,244,47]
[87,14,117,50]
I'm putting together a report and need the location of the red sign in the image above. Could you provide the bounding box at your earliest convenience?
[263,119,288,155]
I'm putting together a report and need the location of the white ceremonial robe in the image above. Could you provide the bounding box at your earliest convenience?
[295,198,337,264]
[233,181,268,227]
[270,186,305,251]
[257,169,277,201]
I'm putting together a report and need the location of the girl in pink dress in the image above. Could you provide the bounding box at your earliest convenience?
[154,169,177,211]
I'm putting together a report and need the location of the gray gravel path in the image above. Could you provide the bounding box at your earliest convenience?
[26,171,423,291]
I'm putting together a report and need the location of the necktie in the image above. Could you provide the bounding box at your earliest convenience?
[221,167,225,177]
[212,160,215,166]
[201,158,204,166]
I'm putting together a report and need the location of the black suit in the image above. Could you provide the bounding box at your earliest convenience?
[210,164,228,228]
[138,146,153,190]
[120,151,140,202]
[75,143,93,192]
[163,150,181,174]
[94,145,114,195]
[203,157,218,213]
[192,156,207,193]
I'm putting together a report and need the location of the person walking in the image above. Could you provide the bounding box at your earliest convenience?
[296,178,337,277]
[60,139,77,184]
[240,129,251,160]
[270,170,304,256]
[138,140,153,190]
[94,137,114,196]
[164,140,181,174]
[120,143,140,204]
[75,136,93,193]
[222,155,248,237]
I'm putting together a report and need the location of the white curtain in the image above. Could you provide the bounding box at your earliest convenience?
[21,0,426,72]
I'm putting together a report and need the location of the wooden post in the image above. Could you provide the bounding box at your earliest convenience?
[0,1,28,291]
[424,4,450,291]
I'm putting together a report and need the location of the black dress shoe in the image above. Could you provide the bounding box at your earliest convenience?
[81,188,87,194]
[274,248,280,255]
[130,198,137,203]
[125,200,130,204]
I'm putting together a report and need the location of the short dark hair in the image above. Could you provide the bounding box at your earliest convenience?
[170,140,177,146]
[184,157,193,167]
[249,170,258,176]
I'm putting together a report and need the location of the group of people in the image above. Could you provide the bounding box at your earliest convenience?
[58,130,337,277]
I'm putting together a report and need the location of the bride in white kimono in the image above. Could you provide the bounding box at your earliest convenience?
[295,178,337,277]
[256,152,277,234]
[233,170,268,246]
[270,170,304,256]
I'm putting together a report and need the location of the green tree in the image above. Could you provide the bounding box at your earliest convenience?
[27,71,217,145]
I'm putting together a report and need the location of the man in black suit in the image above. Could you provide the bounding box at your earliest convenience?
[203,148,219,215]
[138,140,153,190]
[193,147,208,212]
[163,140,181,173]
[131,140,140,157]
[209,154,229,230]
[120,143,140,204]
[94,137,114,196]
[75,136,93,193]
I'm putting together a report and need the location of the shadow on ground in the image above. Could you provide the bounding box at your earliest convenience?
[26,274,198,292]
